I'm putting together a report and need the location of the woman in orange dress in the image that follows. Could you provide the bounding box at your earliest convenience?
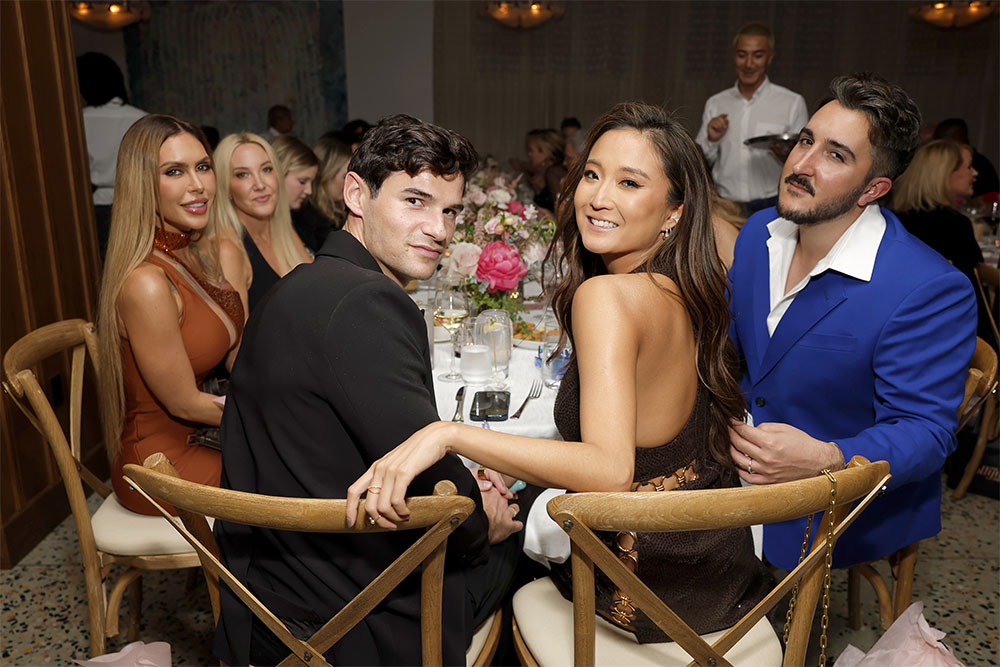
[97,114,250,514]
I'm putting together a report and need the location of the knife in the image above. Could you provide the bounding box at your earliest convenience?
[451,386,466,422]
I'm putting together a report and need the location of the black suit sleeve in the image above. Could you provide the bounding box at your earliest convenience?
[320,279,490,564]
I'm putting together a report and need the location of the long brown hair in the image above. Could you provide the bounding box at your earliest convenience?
[547,101,744,467]
[96,114,215,462]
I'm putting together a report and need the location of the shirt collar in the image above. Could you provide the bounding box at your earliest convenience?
[730,76,771,101]
[767,203,886,282]
[316,229,384,274]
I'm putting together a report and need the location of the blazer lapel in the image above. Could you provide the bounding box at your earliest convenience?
[748,246,771,378]
[757,272,848,382]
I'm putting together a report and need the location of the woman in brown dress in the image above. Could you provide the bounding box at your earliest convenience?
[347,103,771,641]
[97,114,249,515]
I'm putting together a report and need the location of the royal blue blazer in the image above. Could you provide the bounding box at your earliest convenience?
[729,206,977,569]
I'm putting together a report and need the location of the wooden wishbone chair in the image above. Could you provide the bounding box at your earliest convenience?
[953,332,999,499]
[512,456,891,666]
[2,319,203,657]
[847,336,999,631]
[123,453,502,667]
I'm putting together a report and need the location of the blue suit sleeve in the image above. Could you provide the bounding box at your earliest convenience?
[835,271,977,487]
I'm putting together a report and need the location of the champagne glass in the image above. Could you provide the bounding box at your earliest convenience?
[434,285,470,382]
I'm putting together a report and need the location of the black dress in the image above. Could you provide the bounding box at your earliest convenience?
[293,200,343,254]
[242,234,281,313]
[896,206,994,349]
[549,261,772,643]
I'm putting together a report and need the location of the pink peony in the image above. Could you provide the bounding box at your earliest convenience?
[476,241,528,292]
[508,200,525,216]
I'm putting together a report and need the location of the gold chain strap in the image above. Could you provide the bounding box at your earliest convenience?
[782,469,838,667]
[818,469,837,667]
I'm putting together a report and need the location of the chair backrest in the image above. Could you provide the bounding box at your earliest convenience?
[547,456,891,667]
[123,454,476,667]
[958,336,998,431]
[973,267,999,345]
[2,318,112,655]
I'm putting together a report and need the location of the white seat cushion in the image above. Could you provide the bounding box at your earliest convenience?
[92,493,211,556]
[466,608,499,666]
[512,576,782,666]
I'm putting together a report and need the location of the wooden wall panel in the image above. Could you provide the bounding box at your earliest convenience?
[0,0,104,569]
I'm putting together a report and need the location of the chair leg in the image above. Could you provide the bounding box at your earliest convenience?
[954,395,998,500]
[127,576,143,642]
[105,567,143,638]
[851,563,894,631]
[847,566,861,630]
[890,543,919,621]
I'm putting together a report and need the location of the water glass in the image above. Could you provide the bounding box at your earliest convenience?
[541,342,571,389]
[474,309,513,385]
[461,344,492,384]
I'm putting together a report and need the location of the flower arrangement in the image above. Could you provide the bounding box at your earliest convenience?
[441,164,556,319]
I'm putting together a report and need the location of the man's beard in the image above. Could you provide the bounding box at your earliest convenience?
[776,175,868,226]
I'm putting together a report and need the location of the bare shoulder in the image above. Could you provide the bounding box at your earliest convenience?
[117,263,182,335]
[218,236,251,272]
[575,273,682,313]
[119,262,174,305]
[573,273,686,340]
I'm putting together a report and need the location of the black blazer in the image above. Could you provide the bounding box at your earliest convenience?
[213,230,489,665]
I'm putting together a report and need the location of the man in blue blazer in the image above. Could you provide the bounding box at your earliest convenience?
[728,73,977,570]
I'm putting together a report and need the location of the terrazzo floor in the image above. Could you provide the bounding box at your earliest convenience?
[2,476,997,666]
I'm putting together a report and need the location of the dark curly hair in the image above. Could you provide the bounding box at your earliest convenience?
[828,73,922,181]
[348,115,479,196]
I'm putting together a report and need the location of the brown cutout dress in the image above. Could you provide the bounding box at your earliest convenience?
[550,260,773,643]
[112,251,243,515]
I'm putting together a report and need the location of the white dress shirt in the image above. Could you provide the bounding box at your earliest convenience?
[766,204,887,336]
[82,97,147,205]
[695,78,808,203]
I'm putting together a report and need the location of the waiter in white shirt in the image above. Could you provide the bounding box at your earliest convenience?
[695,22,808,213]
[77,52,146,261]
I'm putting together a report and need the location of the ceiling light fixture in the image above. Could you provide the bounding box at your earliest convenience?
[70,1,150,30]
[481,2,566,30]
[910,1,997,28]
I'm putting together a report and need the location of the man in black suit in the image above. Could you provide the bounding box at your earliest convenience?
[213,115,524,666]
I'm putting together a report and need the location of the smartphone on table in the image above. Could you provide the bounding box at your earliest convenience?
[470,390,510,422]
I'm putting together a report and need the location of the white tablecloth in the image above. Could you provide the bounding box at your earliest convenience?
[432,340,561,439]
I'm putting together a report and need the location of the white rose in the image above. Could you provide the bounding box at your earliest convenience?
[444,242,482,281]
[491,188,512,205]
[521,242,548,267]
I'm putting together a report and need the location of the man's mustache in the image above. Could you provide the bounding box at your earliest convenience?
[784,173,815,196]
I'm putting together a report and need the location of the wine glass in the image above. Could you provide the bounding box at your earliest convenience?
[434,284,470,382]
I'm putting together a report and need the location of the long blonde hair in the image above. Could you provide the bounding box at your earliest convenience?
[97,114,216,462]
[310,134,351,224]
[210,132,304,275]
[891,139,970,212]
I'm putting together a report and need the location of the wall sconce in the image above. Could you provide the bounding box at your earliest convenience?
[481,2,566,29]
[70,1,150,30]
[910,1,997,28]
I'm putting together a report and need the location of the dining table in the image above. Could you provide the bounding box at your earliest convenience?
[410,283,572,564]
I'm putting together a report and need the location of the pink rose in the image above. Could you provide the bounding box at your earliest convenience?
[476,241,528,292]
[484,215,502,235]
[508,200,525,216]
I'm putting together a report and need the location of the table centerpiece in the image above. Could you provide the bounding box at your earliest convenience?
[440,163,556,325]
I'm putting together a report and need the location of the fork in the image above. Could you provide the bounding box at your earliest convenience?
[511,379,542,419]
